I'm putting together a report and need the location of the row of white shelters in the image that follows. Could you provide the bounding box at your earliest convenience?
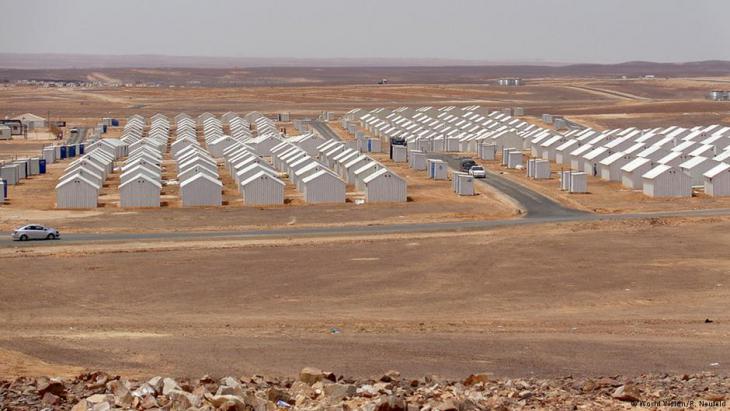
[226,140,285,205]
[55,133,122,208]
[271,140,346,204]
[175,114,223,207]
[119,116,168,207]
[315,138,407,203]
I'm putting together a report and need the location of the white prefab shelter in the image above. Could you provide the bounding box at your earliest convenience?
[704,163,730,196]
[507,151,523,168]
[180,173,222,207]
[569,144,594,172]
[363,169,407,203]
[409,151,426,170]
[241,171,285,206]
[453,172,475,196]
[479,143,496,160]
[599,152,634,182]
[1,165,19,184]
[42,147,56,164]
[302,170,346,204]
[527,159,551,179]
[55,174,99,209]
[427,159,448,180]
[208,136,236,158]
[391,145,407,162]
[366,138,382,153]
[569,172,588,193]
[555,140,579,165]
[642,165,692,197]
[236,163,277,187]
[582,146,611,176]
[679,156,717,186]
[119,175,161,207]
[620,157,653,190]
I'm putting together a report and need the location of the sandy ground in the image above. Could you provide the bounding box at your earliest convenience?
[1,76,726,126]
[0,216,729,379]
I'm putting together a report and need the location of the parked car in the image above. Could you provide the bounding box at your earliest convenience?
[11,224,60,241]
[469,165,487,178]
[459,158,477,172]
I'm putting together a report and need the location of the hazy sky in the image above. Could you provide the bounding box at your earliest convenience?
[1,0,729,63]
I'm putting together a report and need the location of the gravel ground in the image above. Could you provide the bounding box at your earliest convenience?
[1,368,728,410]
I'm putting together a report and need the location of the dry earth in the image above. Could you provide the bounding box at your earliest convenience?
[1,217,729,380]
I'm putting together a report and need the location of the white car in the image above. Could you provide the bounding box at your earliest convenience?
[11,224,61,241]
[468,165,486,178]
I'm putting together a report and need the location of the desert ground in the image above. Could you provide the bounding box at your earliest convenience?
[1,216,729,381]
[1,70,730,399]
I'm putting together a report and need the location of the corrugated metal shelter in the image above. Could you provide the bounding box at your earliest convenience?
[507,151,523,168]
[620,157,653,189]
[42,147,56,164]
[453,172,475,196]
[363,168,407,202]
[409,151,426,170]
[391,145,407,162]
[1,165,19,184]
[119,174,161,207]
[527,159,551,179]
[241,171,285,206]
[679,156,718,186]
[479,143,496,160]
[642,165,692,197]
[236,162,277,187]
[55,174,99,208]
[569,172,588,193]
[598,152,632,181]
[704,163,730,196]
[180,173,222,207]
[302,170,346,203]
[428,159,448,180]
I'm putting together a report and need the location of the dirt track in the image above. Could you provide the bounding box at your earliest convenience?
[1,217,728,379]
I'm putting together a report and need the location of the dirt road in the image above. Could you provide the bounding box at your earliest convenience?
[1,217,728,379]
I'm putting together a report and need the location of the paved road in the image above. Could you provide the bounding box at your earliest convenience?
[4,207,730,247]
[426,153,585,218]
[310,120,342,141]
[65,127,88,145]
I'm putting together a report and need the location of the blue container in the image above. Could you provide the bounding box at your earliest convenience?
[367,140,372,152]
[111,119,119,127]
[102,125,108,133]
[1,179,7,198]
[60,146,67,159]
[79,143,85,155]
[69,145,77,157]
[39,159,46,174]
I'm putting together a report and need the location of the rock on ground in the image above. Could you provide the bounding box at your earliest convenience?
[0,369,728,410]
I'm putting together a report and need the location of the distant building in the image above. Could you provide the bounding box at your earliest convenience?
[497,78,523,86]
[0,119,23,135]
[709,90,730,101]
[0,125,11,140]
[13,113,47,130]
